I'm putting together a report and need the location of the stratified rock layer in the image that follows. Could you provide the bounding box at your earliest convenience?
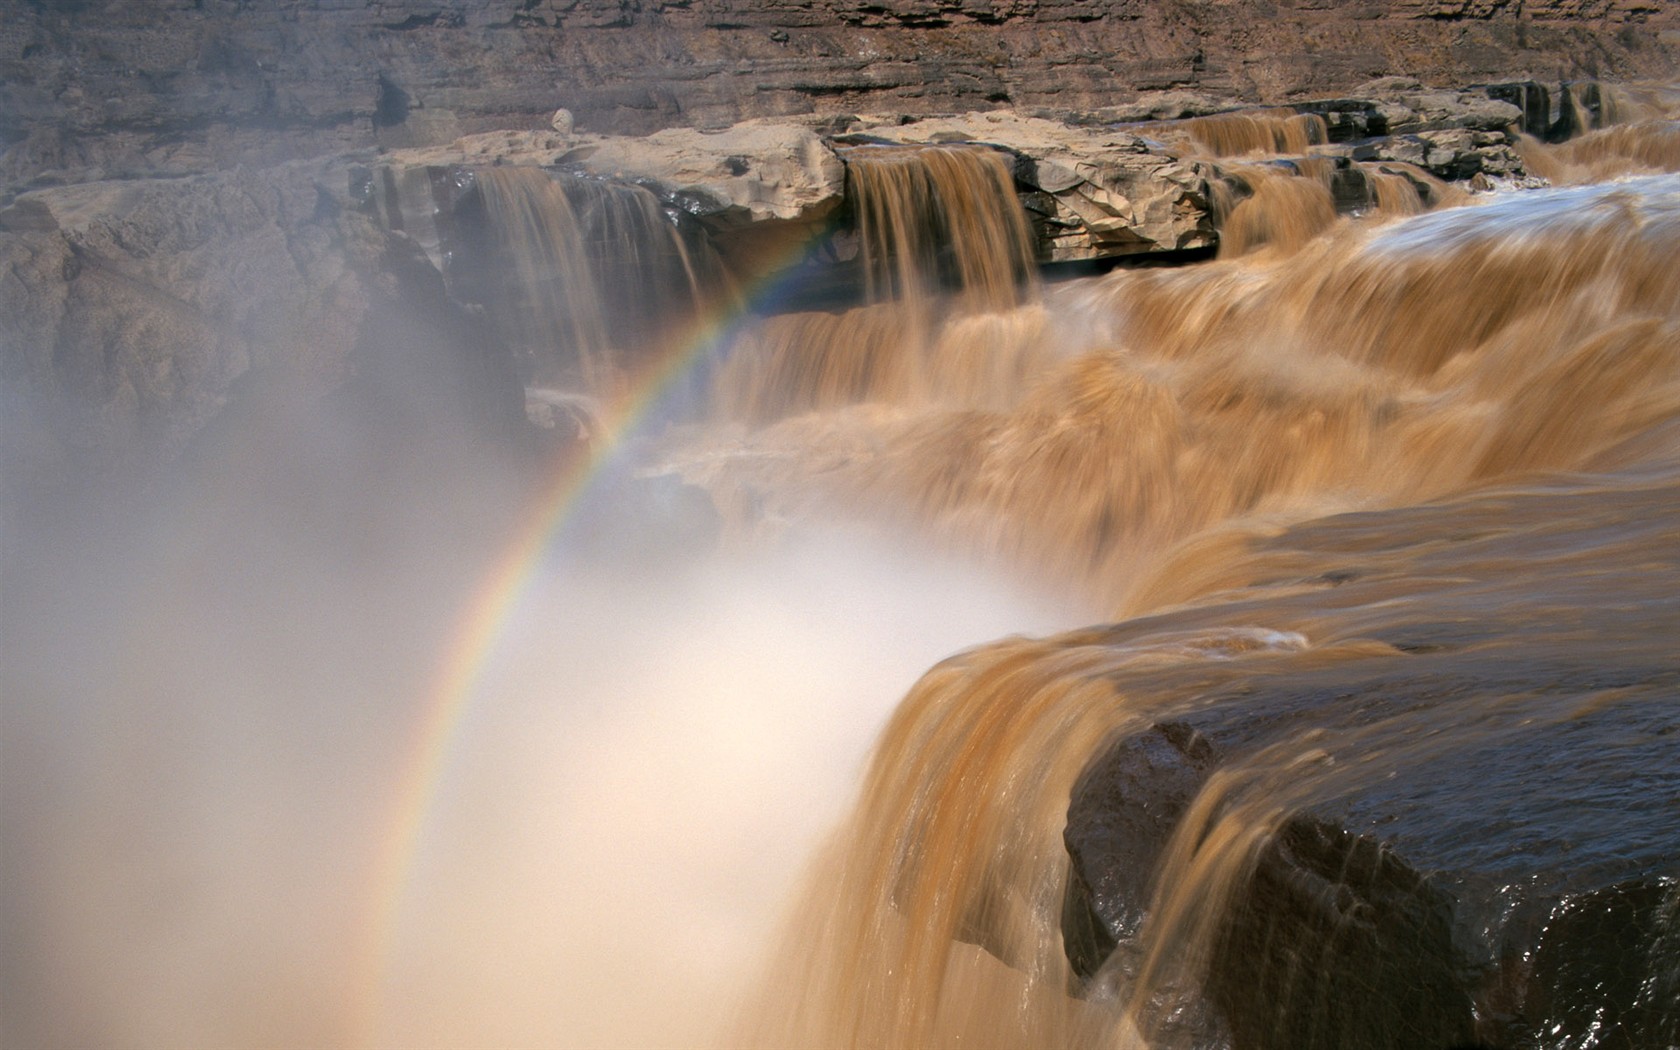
[853,112,1217,260]
[4,0,1678,189]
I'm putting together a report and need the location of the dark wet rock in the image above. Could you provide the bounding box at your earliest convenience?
[1290,99,1389,143]
[1327,162,1392,212]
[1064,653,1680,1050]
[1486,81,1555,139]
[1463,79,1629,144]
[1062,721,1219,979]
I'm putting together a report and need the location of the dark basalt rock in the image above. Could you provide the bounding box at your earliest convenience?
[1290,99,1389,143]
[1485,81,1553,139]
[1064,655,1680,1050]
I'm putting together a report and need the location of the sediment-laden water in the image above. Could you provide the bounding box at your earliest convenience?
[703,155,1680,1049]
[3,113,1678,1049]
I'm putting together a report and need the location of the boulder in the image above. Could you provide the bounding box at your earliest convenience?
[1367,127,1522,180]
[1062,485,1680,1050]
[1370,87,1524,135]
[571,120,848,230]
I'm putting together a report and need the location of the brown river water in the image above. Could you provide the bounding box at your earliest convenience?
[3,110,1678,1048]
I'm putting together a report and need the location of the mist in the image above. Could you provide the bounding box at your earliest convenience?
[0,408,1080,1049]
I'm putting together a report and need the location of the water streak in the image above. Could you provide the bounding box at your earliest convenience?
[472,167,705,395]
[713,144,1041,423]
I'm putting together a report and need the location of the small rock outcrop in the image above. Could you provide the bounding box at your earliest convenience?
[852,112,1217,261]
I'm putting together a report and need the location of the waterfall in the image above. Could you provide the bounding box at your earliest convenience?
[468,167,705,397]
[7,87,1679,1050]
[714,144,1043,423]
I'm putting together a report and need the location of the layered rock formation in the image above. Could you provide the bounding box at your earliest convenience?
[4,0,1678,190]
[847,111,1218,260]
[4,0,1677,496]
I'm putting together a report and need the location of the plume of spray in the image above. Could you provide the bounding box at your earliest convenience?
[0,321,1083,1050]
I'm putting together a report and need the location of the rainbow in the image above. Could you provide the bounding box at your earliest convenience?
[347,235,823,1047]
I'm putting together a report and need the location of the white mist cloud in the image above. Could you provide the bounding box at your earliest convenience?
[374,530,1079,1049]
[3,462,1079,1050]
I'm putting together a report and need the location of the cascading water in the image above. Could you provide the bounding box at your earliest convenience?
[845,144,1038,310]
[413,120,1680,1047]
[7,89,1680,1050]
[461,166,710,398]
[714,144,1041,423]
[691,127,1680,1049]
[1178,109,1329,158]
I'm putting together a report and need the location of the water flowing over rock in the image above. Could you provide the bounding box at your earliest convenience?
[852,111,1218,261]
[713,173,1680,1050]
[1063,494,1680,1048]
[843,143,1037,307]
[5,5,1680,1046]
[457,166,711,392]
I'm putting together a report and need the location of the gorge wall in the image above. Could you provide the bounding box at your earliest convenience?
[4,0,1678,189]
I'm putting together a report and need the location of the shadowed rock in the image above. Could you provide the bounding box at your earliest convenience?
[1065,655,1680,1049]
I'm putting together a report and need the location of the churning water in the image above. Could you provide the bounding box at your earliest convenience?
[4,117,1679,1048]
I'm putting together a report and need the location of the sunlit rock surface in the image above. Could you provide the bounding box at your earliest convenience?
[851,111,1217,260]
[4,0,1678,189]
[381,118,849,230]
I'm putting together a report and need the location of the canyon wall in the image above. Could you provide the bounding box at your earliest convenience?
[4,0,1678,189]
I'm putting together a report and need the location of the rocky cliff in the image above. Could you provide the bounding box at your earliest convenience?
[4,0,1677,189]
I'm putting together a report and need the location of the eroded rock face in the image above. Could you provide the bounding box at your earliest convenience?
[5,73,1613,486]
[374,119,852,280]
[2,167,360,476]
[381,119,849,230]
[0,160,526,493]
[368,106,1220,299]
[1335,81,1527,180]
[3,0,1676,191]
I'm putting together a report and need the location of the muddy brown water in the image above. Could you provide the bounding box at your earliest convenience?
[4,120,1678,1048]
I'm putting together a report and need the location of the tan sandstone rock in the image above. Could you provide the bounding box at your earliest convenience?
[855,111,1216,260]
